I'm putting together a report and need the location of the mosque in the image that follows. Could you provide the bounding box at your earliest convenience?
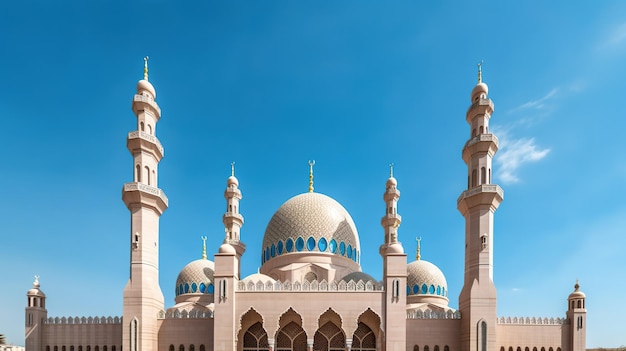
[24,59,587,351]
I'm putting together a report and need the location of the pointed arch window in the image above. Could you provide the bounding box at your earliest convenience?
[276,321,307,351]
[243,322,269,351]
[313,321,345,351]
[352,322,376,351]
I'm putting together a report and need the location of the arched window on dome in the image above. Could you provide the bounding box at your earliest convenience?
[307,237,316,251]
[296,237,305,252]
[199,282,206,293]
[421,284,428,294]
[347,244,353,258]
[286,238,294,252]
[329,239,337,253]
[413,284,419,294]
[339,242,346,256]
[429,285,435,294]
[208,283,215,294]
[191,283,197,293]
[318,237,328,252]
[277,240,284,255]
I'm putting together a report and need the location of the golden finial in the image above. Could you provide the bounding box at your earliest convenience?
[231,162,235,177]
[477,60,483,84]
[308,160,316,193]
[389,163,394,178]
[201,236,207,260]
[143,56,149,81]
[415,236,422,260]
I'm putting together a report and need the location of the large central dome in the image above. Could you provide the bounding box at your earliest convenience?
[261,192,361,265]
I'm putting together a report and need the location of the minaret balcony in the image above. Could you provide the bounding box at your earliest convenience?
[222,212,244,225]
[462,134,499,162]
[381,213,402,227]
[132,94,161,119]
[457,184,504,214]
[127,131,164,160]
[466,98,494,120]
[122,182,169,214]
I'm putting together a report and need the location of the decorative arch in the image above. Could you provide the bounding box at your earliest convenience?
[275,308,307,351]
[238,308,267,351]
[352,309,381,351]
[313,321,345,351]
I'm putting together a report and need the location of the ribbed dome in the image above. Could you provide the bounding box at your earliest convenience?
[175,259,215,296]
[407,260,448,298]
[261,192,360,265]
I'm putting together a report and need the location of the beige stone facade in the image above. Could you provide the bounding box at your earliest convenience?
[24,63,586,351]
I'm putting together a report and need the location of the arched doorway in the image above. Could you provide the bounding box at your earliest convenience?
[276,321,307,351]
[351,322,376,351]
[313,321,345,351]
[243,322,270,351]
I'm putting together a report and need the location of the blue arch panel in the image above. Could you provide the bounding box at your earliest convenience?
[199,282,206,293]
[340,242,346,256]
[318,237,328,252]
[277,240,283,255]
[295,237,305,251]
[306,237,316,251]
[286,238,294,252]
[207,283,214,294]
[329,239,337,253]
[271,244,276,258]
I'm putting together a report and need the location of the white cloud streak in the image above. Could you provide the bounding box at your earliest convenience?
[496,134,550,184]
[513,88,559,112]
[605,22,626,47]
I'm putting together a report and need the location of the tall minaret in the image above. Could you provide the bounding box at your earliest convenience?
[457,64,503,351]
[25,276,47,351]
[379,164,407,351]
[122,57,168,351]
[222,162,245,272]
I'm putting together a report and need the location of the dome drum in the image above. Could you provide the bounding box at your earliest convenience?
[175,259,216,304]
[406,259,449,306]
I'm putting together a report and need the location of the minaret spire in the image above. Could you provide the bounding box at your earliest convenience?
[415,237,421,260]
[143,56,149,80]
[477,60,483,83]
[308,160,315,193]
[380,166,402,247]
[201,236,208,260]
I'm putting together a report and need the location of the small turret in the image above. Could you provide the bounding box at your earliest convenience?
[25,276,47,351]
[222,162,245,260]
[567,280,587,351]
[380,163,403,253]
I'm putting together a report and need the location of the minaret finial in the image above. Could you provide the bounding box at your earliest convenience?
[201,236,207,260]
[308,160,316,193]
[389,163,394,178]
[143,56,149,81]
[33,275,40,287]
[415,236,422,260]
[231,162,235,177]
[477,60,483,83]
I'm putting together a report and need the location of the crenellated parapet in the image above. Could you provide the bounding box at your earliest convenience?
[237,278,384,292]
[44,316,121,324]
[497,316,568,325]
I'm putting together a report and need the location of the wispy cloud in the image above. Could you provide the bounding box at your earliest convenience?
[495,130,550,184]
[604,22,626,47]
[514,88,559,111]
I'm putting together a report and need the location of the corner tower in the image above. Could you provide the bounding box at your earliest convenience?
[25,276,47,351]
[122,57,168,351]
[566,281,587,351]
[457,64,503,351]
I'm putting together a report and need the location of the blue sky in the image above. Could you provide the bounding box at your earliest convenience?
[1,1,625,348]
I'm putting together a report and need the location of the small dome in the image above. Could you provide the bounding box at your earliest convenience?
[471,82,488,102]
[137,79,156,98]
[227,175,239,187]
[219,243,236,254]
[27,288,45,297]
[242,272,276,284]
[341,271,377,284]
[261,192,360,265]
[386,242,404,254]
[407,259,448,298]
[569,282,586,299]
[175,259,215,296]
[386,177,397,187]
